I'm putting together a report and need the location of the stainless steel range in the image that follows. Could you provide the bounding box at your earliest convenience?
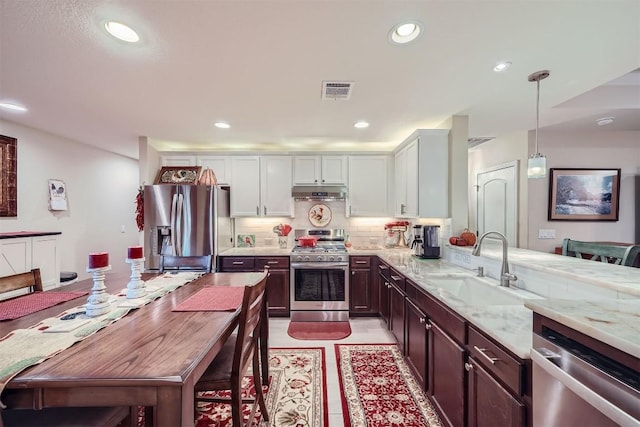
[290,228,349,321]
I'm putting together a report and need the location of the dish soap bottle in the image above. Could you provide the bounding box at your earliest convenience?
[345,234,352,249]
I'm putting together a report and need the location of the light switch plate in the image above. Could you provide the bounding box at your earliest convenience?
[538,229,556,239]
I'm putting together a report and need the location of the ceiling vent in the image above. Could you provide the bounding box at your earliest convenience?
[322,81,354,100]
[468,137,495,148]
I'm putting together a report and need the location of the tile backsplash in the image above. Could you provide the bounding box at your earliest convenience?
[234,200,448,248]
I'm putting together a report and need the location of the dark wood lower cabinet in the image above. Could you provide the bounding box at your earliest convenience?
[429,321,466,427]
[389,282,406,353]
[221,256,290,317]
[405,298,428,389]
[349,256,379,315]
[466,356,525,427]
[378,261,391,326]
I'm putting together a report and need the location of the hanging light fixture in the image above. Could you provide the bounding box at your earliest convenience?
[527,70,550,179]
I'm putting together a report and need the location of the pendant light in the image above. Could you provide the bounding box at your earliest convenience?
[527,70,550,179]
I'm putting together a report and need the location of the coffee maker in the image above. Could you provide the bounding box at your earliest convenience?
[411,225,423,257]
[421,225,440,259]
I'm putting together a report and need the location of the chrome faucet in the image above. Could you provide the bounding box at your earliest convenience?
[471,231,517,287]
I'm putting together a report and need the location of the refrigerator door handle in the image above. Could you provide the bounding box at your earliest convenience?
[170,194,178,256]
[176,193,184,256]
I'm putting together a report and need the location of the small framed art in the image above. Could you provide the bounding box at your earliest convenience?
[548,168,621,221]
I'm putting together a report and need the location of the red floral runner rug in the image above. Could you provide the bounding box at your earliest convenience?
[137,347,328,426]
[336,344,442,427]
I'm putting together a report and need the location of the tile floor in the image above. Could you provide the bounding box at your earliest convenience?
[268,317,397,426]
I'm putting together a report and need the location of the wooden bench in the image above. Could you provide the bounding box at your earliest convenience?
[560,239,640,267]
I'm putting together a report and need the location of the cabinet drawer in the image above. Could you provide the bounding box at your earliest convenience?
[468,326,524,396]
[255,257,289,270]
[378,261,391,281]
[389,268,405,292]
[350,256,371,268]
[415,288,466,344]
[220,257,255,271]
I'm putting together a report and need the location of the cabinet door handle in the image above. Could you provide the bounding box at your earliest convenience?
[322,179,325,183]
[419,317,426,324]
[232,261,244,265]
[264,206,267,215]
[256,206,260,215]
[355,260,367,264]
[465,362,473,371]
[473,346,500,364]
[378,265,388,271]
[351,271,355,275]
[267,260,278,264]
[425,322,432,330]
[390,275,402,281]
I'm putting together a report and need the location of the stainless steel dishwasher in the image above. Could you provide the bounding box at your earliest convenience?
[531,331,640,427]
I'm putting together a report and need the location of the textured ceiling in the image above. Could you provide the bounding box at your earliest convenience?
[0,0,638,159]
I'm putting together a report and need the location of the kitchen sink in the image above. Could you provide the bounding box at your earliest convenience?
[424,276,541,306]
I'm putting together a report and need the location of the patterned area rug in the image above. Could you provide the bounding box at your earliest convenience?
[336,344,442,427]
[194,347,327,427]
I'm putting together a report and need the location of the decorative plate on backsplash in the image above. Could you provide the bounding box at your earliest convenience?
[308,204,331,227]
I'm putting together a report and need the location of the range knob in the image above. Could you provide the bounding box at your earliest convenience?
[316,255,323,262]
[303,256,310,262]
[295,256,303,262]
[335,256,342,262]
[329,256,335,261]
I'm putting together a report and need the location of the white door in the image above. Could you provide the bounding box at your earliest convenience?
[476,161,518,246]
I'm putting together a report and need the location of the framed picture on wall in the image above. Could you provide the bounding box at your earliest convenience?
[548,168,621,221]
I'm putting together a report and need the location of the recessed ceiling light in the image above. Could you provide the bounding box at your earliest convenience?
[354,121,369,129]
[493,61,512,72]
[214,122,231,129]
[596,117,614,126]
[0,102,27,112]
[389,21,423,45]
[105,21,140,43]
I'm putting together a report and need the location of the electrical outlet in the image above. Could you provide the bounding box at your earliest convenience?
[538,229,556,239]
[120,225,126,233]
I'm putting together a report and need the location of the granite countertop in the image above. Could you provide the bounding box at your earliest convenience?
[449,243,640,297]
[524,299,640,359]
[378,250,539,359]
[221,246,640,359]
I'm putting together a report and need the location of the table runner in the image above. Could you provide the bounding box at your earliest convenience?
[0,272,201,408]
[0,291,89,321]
[172,286,245,312]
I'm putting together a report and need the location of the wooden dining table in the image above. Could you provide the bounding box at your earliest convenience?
[0,270,269,427]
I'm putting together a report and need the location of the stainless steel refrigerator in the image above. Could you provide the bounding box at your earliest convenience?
[143,185,232,271]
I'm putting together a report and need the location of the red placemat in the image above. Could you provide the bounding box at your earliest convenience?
[0,291,89,321]
[173,287,245,312]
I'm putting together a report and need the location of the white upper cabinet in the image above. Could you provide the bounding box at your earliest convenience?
[348,156,390,217]
[293,155,347,185]
[394,129,449,218]
[230,156,293,217]
[197,155,230,185]
[161,155,198,166]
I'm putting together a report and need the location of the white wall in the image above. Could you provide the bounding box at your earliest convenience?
[468,130,529,247]
[0,120,140,280]
[527,130,639,252]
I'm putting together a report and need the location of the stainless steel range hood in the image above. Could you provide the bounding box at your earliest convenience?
[292,185,347,201]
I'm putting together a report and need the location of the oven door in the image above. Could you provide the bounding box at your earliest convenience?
[290,262,349,321]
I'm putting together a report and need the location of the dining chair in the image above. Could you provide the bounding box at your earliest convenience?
[159,254,212,272]
[0,268,43,296]
[1,404,132,427]
[561,238,640,267]
[194,272,269,426]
